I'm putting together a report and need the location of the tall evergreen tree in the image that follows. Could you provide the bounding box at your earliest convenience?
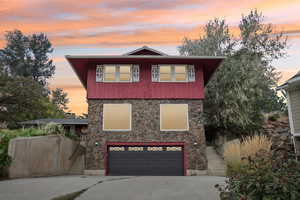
[0,30,55,86]
[51,88,70,113]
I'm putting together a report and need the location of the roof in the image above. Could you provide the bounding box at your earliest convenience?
[66,46,225,89]
[20,118,88,125]
[278,70,300,90]
[65,55,226,59]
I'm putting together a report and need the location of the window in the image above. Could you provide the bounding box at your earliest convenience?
[157,65,191,82]
[96,64,139,82]
[104,66,117,81]
[174,65,187,81]
[119,65,131,81]
[159,65,172,81]
[103,104,131,131]
[160,104,189,131]
[103,65,132,82]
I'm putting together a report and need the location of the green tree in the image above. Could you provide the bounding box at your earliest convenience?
[0,30,55,86]
[51,88,70,113]
[178,10,287,136]
[0,30,74,127]
[0,74,64,128]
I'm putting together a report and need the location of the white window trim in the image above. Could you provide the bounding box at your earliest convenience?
[158,64,189,82]
[286,91,295,134]
[160,104,189,131]
[102,104,132,131]
[103,65,132,83]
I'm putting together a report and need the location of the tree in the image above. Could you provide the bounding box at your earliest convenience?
[0,74,64,128]
[51,88,69,113]
[0,30,74,127]
[0,30,55,86]
[179,18,235,57]
[178,10,287,136]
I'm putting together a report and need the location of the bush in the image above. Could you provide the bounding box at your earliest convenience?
[217,148,300,200]
[42,122,65,135]
[224,135,272,176]
[240,135,272,157]
[0,133,14,177]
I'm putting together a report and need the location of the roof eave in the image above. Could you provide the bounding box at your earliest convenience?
[65,55,226,59]
[277,76,300,91]
[65,56,88,89]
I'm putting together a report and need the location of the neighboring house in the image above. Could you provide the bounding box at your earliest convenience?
[20,118,88,136]
[278,71,300,158]
[66,46,224,176]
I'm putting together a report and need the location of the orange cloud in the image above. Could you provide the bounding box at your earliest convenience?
[49,27,199,46]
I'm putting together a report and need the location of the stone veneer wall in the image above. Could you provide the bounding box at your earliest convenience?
[85,99,207,171]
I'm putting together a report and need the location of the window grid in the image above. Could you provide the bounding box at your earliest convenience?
[103,65,132,82]
[159,65,188,82]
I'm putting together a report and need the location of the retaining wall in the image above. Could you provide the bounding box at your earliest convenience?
[8,135,85,178]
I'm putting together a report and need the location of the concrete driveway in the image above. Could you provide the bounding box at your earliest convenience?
[0,176,226,200]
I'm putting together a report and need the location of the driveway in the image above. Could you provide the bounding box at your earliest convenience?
[0,176,226,200]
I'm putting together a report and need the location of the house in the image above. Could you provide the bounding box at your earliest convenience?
[278,71,300,157]
[66,46,224,176]
[20,118,88,136]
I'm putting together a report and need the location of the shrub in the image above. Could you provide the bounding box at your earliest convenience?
[224,135,272,176]
[42,123,65,135]
[0,133,14,177]
[216,148,300,200]
[240,135,272,157]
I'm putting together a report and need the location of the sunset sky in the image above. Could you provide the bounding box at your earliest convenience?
[1,0,300,115]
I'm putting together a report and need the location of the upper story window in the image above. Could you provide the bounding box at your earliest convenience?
[159,65,187,82]
[152,65,195,82]
[104,65,131,82]
[96,64,139,82]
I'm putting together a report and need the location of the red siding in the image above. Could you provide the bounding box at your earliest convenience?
[87,63,204,99]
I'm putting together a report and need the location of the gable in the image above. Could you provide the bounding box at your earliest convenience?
[129,49,163,56]
[123,46,168,56]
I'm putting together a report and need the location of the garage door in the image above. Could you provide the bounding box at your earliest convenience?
[107,145,184,176]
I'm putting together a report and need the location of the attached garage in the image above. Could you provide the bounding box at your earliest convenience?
[106,143,186,176]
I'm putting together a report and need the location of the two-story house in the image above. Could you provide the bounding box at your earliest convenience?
[66,46,224,176]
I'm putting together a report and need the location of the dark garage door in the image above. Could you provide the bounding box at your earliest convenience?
[108,145,184,176]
